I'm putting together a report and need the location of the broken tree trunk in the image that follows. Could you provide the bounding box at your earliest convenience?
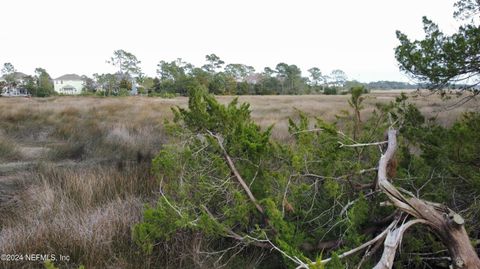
[373,219,427,269]
[375,129,480,269]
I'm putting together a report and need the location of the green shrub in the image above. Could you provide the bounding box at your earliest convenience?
[323,87,338,95]
[117,88,130,96]
[148,92,177,98]
[134,87,480,268]
[134,86,395,267]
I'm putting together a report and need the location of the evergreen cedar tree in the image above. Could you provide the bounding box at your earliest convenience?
[133,85,480,268]
[395,0,480,95]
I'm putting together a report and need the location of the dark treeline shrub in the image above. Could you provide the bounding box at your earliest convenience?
[323,86,338,95]
[133,87,480,268]
[366,80,418,89]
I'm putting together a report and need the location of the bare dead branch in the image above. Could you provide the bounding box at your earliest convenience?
[373,219,428,269]
[356,245,372,269]
[237,234,309,268]
[282,177,292,217]
[290,128,324,135]
[338,141,388,148]
[296,219,400,269]
[207,130,265,215]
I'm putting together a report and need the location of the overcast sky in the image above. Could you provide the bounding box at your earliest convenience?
[0,0,461,82]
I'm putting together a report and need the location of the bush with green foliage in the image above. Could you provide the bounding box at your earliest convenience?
[323,87,339,95]
[134,87,480,268]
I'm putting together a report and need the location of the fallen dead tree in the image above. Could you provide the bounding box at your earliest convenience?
[208,128,480,268]
[373,129,480,269]
[297,129,480,269]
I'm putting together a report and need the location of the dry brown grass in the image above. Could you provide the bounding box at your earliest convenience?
[0,92,478,268]
[1,92,477,141]
[0,96,169,268]
[219,91,479,140]
[0,163,156,269]
[0,136,22,162]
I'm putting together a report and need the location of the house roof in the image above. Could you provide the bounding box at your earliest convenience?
[0,72,28,80]
[54,74,83,81]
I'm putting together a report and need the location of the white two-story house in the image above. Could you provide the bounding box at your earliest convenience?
[0,72,30,96]
[53,74,84,95]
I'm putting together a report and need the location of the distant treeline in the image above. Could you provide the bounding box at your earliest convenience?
[1,51,420,97]
[137,55,420,96]
[364,80,418,89]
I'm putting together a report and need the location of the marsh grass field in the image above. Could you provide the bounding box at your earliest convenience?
[0,91,478,268]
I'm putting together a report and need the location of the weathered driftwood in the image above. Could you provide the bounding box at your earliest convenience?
[298,129,480,269]
[373,129,480,269]
[372,219,427,269]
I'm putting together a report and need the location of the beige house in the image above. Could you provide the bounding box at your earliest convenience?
[53,74,84,95]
